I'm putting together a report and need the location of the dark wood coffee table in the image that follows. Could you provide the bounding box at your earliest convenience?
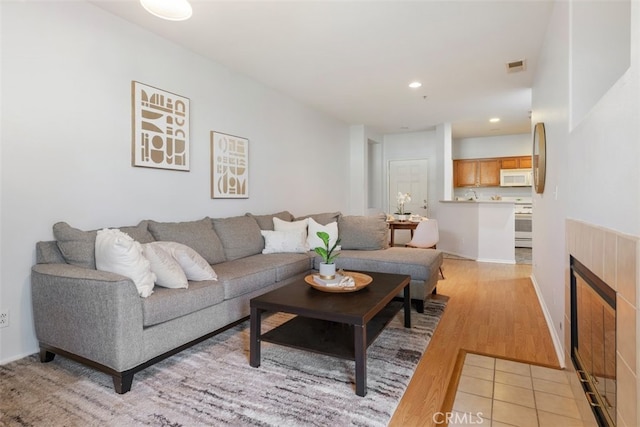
[249,271,411,397]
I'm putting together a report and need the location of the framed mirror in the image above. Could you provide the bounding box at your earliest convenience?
[532,122,546,194]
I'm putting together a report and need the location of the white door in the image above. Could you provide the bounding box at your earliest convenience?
[388,159,429,216]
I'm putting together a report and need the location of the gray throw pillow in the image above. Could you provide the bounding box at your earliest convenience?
[295,211,341,225]
[53,221,155,269]
[212,216,264,261]
[338,214,389,250]
[246,211,294,230]
[53,222,98,269]
[148,218,226,265]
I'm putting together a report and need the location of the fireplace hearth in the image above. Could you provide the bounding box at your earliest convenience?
[570,255,616,427]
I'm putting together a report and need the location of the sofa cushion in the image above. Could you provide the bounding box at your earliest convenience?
[148,218,226,265]
[295,211,341,225]
[263,253,313,282]
[212,215,264,261]
[213,255,280,299]
[141,280,224,327]
[35,241,66,264]
[261,230,309,254]
[324,247,443,281]
[53,221,154,269]
[246,211,294,230]
[338,214,389,250]
[142,243,189,289]
[95,228,155,298]
[148,241,217,281]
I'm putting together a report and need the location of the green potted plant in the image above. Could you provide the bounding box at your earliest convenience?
[314,231,341,279]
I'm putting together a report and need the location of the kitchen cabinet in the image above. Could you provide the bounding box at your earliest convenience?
[454,159,501,187]
[501,156,532,169]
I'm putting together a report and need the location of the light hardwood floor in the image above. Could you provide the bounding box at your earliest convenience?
[389,258,560,427]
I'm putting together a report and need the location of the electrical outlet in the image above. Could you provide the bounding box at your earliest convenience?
[0,309,9,328]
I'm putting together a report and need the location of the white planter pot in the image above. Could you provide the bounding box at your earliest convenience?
[396,214,409,221]
[319,262,336,279]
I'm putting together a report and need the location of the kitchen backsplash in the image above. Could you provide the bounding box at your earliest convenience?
[453,186,533,201]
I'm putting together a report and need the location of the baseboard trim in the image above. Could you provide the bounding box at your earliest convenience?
[476,257,516,264]
[530,272,566,368]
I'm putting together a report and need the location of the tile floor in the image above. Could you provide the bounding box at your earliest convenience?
[449,353,599,427]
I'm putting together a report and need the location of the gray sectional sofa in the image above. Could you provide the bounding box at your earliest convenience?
[31,211,443,393]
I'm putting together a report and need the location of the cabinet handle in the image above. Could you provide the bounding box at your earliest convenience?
[576,370,589,383]
[585,392,601,408]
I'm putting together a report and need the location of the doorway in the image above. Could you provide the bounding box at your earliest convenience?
[388,159,429,216]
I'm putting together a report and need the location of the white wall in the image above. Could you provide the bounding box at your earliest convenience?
[531,0,639,366]
[570,0,631,128]
[452,133,531,159]
[0,2,350,363]
[383,130,440,220]
[436,123,453,201]
[350,125,383,215]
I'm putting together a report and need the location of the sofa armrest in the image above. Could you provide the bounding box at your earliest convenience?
[31,264,145,372]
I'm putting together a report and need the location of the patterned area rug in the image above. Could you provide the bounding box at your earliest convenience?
[1,299,446,426]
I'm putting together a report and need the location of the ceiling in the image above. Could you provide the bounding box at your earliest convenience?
[92,0,554,139]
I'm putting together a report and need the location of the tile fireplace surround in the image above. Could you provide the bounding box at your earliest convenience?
[565,219,639,427]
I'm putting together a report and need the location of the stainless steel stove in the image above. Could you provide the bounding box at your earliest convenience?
[505,197,532,248]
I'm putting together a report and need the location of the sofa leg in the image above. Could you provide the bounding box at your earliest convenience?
[113,373,134,394]
[414,300,425,313]
[39,349,55,363]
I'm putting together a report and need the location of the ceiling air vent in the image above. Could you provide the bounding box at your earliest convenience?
[506,59,526,73]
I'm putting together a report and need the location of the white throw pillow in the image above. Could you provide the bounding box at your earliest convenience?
[306,218,341,251]
[95,228,156,298]
[273,217,309,239]
[261,230,309,254]
[142,243,189,289]
[150,241,217,281]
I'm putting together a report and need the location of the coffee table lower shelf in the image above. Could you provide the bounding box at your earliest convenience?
[249,271,411,396]
[260,300,403,360]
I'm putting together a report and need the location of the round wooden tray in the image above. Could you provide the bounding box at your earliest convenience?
[304,271,373,293]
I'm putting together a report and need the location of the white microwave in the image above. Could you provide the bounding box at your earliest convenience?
[500,169,532,187]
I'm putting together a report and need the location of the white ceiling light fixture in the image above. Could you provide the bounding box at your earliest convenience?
[489,117,500,123]
[140,0,193,21]
[408,81,422,89]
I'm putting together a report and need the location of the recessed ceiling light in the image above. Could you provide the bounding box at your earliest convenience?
[140,0,193,21]
[489,117,501,123]
[408,82,422,89]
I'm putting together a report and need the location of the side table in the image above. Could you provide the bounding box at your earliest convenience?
[387,220,418,247]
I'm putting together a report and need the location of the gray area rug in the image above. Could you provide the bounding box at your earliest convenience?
[1,299,446,426]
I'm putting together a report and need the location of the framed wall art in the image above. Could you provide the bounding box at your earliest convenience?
[131,81,190,171]
[211,131,249,198]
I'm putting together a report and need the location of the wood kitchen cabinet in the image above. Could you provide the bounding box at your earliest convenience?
[454,159,501,187]
[455,155,533,187]
[501,156,532,169]
[454,160,478,187]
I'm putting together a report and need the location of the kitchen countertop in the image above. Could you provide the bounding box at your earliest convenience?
[440,199,515,204]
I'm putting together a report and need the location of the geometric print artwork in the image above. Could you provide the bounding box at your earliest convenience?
[131,81,190,171]
[211,131,249,198]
